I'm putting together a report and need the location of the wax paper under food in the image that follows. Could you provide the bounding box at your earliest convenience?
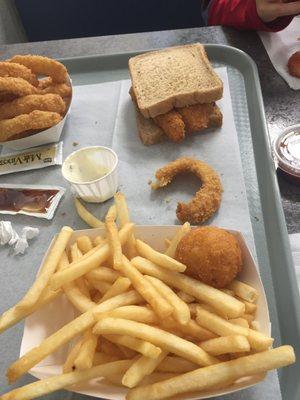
[58,69,281,398]
[66,68,254,248]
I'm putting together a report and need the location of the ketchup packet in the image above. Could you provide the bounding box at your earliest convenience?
[0,184,65,220]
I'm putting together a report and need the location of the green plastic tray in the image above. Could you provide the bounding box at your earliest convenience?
[61,45,300,400]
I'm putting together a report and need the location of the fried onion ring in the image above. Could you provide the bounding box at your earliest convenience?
[151,157,223,224]
[9,55,68,83]
[0,62,38,86]
[0,110,62,142]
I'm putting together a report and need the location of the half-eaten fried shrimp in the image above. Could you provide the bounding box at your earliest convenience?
[151,157,223,224]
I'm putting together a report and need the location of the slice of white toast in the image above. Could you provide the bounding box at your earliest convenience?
[129,43,223,118]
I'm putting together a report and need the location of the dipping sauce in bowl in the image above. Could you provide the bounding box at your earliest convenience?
[62,146,118,203]
[273,125,300,184]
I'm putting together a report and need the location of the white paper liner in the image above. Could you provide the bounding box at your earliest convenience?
[259,17,300,90]
[20,226,271,400]
[0,183,65,220]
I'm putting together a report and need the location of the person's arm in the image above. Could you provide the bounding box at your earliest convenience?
[205,0,300,32]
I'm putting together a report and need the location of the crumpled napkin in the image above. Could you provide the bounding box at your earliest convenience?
[259,17,300,90]
[0,221,39,254]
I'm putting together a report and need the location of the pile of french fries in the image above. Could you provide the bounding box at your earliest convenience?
[0,193,295,400]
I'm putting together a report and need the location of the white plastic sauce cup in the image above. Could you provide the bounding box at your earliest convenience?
[62,146,118,203]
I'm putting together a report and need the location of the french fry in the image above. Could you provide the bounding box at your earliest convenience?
[60,251,96,313]
[93,352,119,365]
[177,291,195,303]
[50,223,134,290]
[229,318,249,328]
[145,275,190,325]
[63,281,96,312]
[96,306,158,325]
[15,226,73,311]
[122,351,168,388]
[93,318,217,366]
[136,239,186,272]
[90,281,111,294]
[162,318,216,341]
[199,335,250,356]
[165,222,190,258]
[103,334,162,359]
[106,215,123,270]
[238,298,257,314]
[69,243,91,299]
[99,277,131,303]
[138,372,177,386]
[92,291,103,303]
[119,256,173,319]
[157,356,197,373]
[3,360,133,400]
[132,257,245,319]
[93,235,105,247]
[86,267,119,283]
[117,343,137,359]
[99,337,125,358]
[196,306,273,351]
[188,303,199,317]
[106,204,117,220]
[114,192,137,259]
[0,287,60,334]
[7,290,142,383]
[74,197,104,228]
[126,346,295,400]
[164,238,171,248]
[73,329,98,370]
[76,235,93,254]
[221,289,235,296]
[228,280,259,303]
[63,339,83,373]
[7,311,95,383]
[242,313,255,323]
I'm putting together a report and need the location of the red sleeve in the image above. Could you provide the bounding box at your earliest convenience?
[208,0,293,32]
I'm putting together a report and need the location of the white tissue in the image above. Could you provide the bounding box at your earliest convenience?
[0,221,39,254]
[0,221,14,245]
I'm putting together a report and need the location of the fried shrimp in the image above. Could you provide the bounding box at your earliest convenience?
[9,55,68,83]
[38,83,72,98]
[38,76,53,89]
[178,103,221,134]
[0,62,38,86]
[154,110,185,142]
[0,94,66,120]
[0,77,37,97]
[0,110,62,142]
[151,157,223,224]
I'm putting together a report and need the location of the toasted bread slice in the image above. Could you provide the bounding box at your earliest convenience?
[134,105,165,145]
[135,103,223,146]
[129,43,223,118]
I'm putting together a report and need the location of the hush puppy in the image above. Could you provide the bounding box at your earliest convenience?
[175,226,242,288]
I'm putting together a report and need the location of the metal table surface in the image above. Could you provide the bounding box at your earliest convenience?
[1,26,299,232]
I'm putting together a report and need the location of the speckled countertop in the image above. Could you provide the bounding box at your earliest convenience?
[1,26,299,232]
